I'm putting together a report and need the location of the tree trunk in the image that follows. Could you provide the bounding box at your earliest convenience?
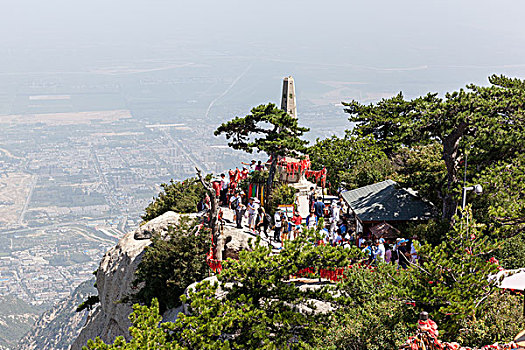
[441,122,468,223]
[195,167,219,258]
[265,155,278,210]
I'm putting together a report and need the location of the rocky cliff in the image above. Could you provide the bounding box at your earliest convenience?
[70,211,184,350]
[70,210,255,349]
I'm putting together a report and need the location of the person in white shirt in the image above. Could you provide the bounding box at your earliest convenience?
[329,202,341,242]
[409,237,419,263]
[358,235,365,248]
[306,211,317,230]
[246,198,256,231]
[273,211,282,242]
[376,238,386,262]
[241,160,257,172]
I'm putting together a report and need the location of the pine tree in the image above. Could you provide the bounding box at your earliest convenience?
[215,103,309,206]
[344,75,525,222]
[83,299,183,350]
[131,217,211,313]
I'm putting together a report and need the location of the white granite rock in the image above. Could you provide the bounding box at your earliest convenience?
[71,210,267,349]
[70,211,184,350]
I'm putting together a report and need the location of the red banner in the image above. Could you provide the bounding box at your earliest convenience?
[305,167,327,187]
[207,258,223,273]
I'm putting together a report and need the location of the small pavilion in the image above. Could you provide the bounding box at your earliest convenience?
[340,179,436,236]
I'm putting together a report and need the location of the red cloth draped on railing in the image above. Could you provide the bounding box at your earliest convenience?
[293,267,315,278]
[206,229,223,273]
[292,264,376,282]
[279,156,311,176]
[212,181,221,197]
[207,259,223,273]
[305,167,327,187]
[206,260,378,281]
[319,267,347,282]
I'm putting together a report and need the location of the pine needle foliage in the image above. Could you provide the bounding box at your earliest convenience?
[172,230,362,349]
[215,103,309,206]
[83,299,183,350]
[343,75,525,221]
[142,177,209,222]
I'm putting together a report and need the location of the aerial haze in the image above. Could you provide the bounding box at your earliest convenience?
[2,1,525,96]
[0,1,525,348]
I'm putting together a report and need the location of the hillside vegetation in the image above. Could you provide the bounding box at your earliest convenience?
[83,75,525,349]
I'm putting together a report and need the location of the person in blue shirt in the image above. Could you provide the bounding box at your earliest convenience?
[362,241,372,261]
[313,197,325,219]
[334,232,343,246]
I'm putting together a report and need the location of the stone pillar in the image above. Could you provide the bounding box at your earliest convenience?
[281,76,297,118]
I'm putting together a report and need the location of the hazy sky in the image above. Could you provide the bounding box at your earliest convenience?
[3,0,524,56]
[1,0,525,97]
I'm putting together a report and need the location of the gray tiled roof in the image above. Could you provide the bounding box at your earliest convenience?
[341,180,435,222]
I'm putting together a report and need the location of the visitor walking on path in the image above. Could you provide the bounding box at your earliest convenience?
[219,173,228,206]
[246,198,257,232]
[229,191,240,211]
[376,238,386,262]
[409,236,419,263]
[256,207,271,238]
[397,239,410,269]
[273,210,282,242]
[313,197,325,220]
[291,212,302,240]
[306,210,317,230]
[329,202,341,241]
[308,187,316,210]
[280,212,289,244]
[231,194,245,229]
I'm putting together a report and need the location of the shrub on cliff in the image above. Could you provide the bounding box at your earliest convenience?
[84,299,182,350]
[142,177,209,222]
[317,298,416,350]
[455,292,525,347]
[131,217,211,313]
[86,228,362,349]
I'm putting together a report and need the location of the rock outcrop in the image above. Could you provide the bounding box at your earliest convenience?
[70,210,257,349]
[70,211,185,350]
[217,225,256,260]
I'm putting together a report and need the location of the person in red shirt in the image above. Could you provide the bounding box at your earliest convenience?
[229,169,238,188]
[291,213,302,240]
[240,167,249,180]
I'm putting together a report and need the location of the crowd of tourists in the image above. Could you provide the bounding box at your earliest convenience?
[305,190,419,268]
[199,160,418,268]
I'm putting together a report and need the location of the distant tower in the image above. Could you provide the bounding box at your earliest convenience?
[281,76,297,118]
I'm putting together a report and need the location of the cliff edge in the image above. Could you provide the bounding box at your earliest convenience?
[70,209,255,349]
[70,211,184,350]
